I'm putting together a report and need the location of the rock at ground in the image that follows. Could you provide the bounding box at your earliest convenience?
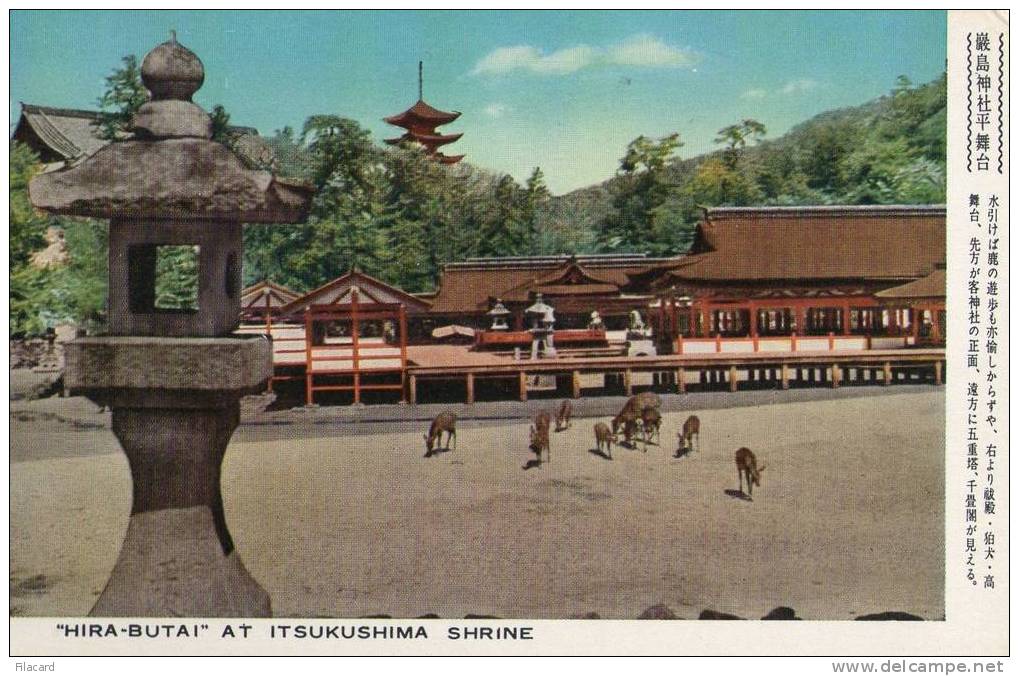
[464,614,501,619]
[570,612,601,619]
[359,614,392,619]
[855,611,924,621]
[638,604,678,619]
[699,609,744,620]
[762,606,801,620]
[416,613,440,619]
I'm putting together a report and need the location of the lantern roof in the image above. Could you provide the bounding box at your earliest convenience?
[525,293,555,317]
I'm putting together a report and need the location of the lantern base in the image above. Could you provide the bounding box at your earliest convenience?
[91,506,270,617]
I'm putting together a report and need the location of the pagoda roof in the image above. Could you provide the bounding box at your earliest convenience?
[384,99,461,127]
[435,153,465,165]
[384,131,464,146]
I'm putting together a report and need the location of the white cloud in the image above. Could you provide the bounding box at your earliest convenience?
[605,34,699,69]
[483,102,509,118]
[780,78,818,94]
[741,79,819,99]
[471,34,699,76]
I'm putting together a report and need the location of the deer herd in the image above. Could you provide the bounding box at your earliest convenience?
[424,394,767,499]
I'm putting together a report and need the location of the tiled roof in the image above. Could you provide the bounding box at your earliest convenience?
[874,268,946,300]
[429,255,677,313]
[653,205,945,285]
[13,103,261,163]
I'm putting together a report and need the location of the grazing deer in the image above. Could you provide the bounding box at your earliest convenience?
[534,410,552,435]
[612,392,661,447]
[555,400,572,431]
[424,410,457,455]
[735,447,766,497]
[639,407,662,449]
[530,423,550,465]
[679,415,700,453]
[611,410,638,447]
[594,422,615,459]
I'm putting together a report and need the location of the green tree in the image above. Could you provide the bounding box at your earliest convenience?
[596,133,683,253]
[96,55,148,140]
[10,143,54,335]
[715,119,767,169]
[522,167,551,254]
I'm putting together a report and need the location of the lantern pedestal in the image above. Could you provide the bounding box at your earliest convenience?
[65,336,272,617]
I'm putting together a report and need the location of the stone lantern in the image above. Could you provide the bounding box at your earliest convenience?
[29,35,312,617]
[525,293,556,359]
[486,298,511,331]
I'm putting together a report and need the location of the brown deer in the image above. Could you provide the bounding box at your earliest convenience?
[530,423,550,465]
[424,410,457,456]
[554,400,572,431]
[534,410,552,435]
[639,407,662,449]
[735,447,766,497]
[594,421,615,459]
[612,392,661,447]
[679,415,700,453]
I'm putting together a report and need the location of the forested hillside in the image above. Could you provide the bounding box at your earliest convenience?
[546,74,946,255]
[9,57,944,336]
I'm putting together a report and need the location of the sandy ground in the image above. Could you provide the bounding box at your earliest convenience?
[10,386,944,619]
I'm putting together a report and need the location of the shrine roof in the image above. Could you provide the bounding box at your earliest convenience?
[649,205,945,287]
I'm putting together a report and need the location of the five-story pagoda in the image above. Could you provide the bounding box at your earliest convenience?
[384,61,464,164]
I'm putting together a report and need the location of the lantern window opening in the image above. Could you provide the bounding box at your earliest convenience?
[127,243,201,314]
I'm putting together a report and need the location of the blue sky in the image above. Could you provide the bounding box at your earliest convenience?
[10,10,946,194]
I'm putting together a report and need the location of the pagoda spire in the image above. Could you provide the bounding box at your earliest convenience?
[384,62,464,164]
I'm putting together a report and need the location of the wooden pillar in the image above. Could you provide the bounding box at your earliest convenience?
[729,365,738,392]
[519,371,528,401]
[265,294,275,393]
[398,304,408,403]
[795,306,805,337]
[883,361,892,386]
[624,369,633,396]
[749,303,758,338]
[842,301,851,336]
[408,374,417,405]
[572,370,581,399]
[304,307,314,406]
[828,332,835,351]
[351,289,361,404]
[912,307,920,341]
[935,361,943,386]
[676,369,686,393]
[466,373,475,405]
[831,363,841,388]
[676,334,684,355]
[781,363,790,390]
